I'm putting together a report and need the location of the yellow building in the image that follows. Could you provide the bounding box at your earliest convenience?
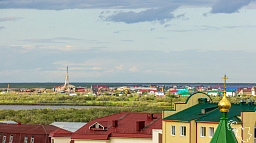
[162,92,256,143]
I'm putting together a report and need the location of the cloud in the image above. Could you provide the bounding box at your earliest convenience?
[211,0,253,13]
[129,66,138,72]
[22,37,81,43]
[116,65,124,70]
[102,6,178,24]
[0,16,20,22]
[11,45,34,50]
[0,0,254,24]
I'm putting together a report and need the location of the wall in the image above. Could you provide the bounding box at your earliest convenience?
[162,121,190,143]
[196,122,241,143]
[51,137,71,143]
[109,137,151,143]
[74,140,109,143]
[242,111,256,143]
[152,129,162,143]
[175,93,211,112]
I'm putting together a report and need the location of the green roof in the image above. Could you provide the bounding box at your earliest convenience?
[210,112,238,143]
[163,103,256,122]
[208,91,218,93]
[181,92,190,95]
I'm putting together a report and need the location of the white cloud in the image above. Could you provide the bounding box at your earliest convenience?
[0,16,20,22]
[116,65,124,70]
[129,66,138,72]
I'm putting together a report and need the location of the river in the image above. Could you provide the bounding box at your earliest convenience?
[0,105,104,110]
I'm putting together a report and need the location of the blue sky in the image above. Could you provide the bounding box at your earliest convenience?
[0,0,256,83]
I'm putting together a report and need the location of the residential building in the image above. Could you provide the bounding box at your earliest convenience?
[162,92,256,143]
[50,112,162,143]
[0,123,59,143]
[208,90,218,96]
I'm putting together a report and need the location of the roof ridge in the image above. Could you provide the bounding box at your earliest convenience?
[142,115,161,130]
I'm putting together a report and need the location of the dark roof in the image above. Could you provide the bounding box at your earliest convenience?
[0,123,59,134]
[49,128,73,137]
[71,112,162,140]
[163,103,256,123]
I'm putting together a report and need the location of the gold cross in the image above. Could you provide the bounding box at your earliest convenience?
[222,74,228,89]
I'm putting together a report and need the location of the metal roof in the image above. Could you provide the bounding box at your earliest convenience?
[50,122,87,132]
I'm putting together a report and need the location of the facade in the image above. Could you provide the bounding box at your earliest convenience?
[50,112,162,143]
[208,90,218,96]
[162,92,256,143]
[0,123,59,143]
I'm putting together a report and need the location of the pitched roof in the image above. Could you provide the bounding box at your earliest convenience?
[71,112,162,140]
[163,103,256,123]
[0,123,59,134]
[49,128,73,137]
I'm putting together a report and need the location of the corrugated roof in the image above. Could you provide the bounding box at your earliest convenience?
[49,128,73,137]
[0,123,59,134]
[71,112,162,140]
[50,122,87,132]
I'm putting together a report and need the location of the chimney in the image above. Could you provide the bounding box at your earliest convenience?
[248,100,252,106]
[147,113,153,120]
[240,100,246,105]
[136,121,145,131]
[112,120,118,128]
[18,122,21,126]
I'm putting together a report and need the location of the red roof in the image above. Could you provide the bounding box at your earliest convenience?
[0,123,59,134]
[70,112,162,140]
[49,128,73,137]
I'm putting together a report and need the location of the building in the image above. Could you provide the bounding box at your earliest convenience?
[50,112,162,143]
[0,123,59,143]
[208,90,218,96]
[162,92,256,143]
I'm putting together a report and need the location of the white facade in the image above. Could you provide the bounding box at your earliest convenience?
[51,137,71,143]
[226,91,237,97]
[152,129,162,143]
[73,138,151,143]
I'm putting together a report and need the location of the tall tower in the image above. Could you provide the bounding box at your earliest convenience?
[62,66,69,91]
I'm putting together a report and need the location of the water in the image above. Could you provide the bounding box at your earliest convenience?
[0,105,104,110]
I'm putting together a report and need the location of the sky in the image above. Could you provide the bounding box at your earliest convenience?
[1,0,256,83]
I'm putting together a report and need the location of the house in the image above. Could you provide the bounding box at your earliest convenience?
[50,122,87,143]
[0,123,59,143]
[226,90,237,97]
[240,88,252,95]
[51,112,162,143]
[155,92,165,97]
[75,87,87,92]
[208,90,218,96]
[162,92,256,143]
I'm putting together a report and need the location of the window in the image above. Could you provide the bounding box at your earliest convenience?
[2,135,6,143]
[200,127,206,137]
[24,136,28,143]
[180,126,186,136]
[51,139,54,143]
[171,125,175,136]
[254,127,256,138]
[209,127,214,138]
[8,135,13,143]
[30,136,34,143]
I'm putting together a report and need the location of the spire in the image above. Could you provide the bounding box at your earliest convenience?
[210,74,238,143]
[218,74,231,113]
